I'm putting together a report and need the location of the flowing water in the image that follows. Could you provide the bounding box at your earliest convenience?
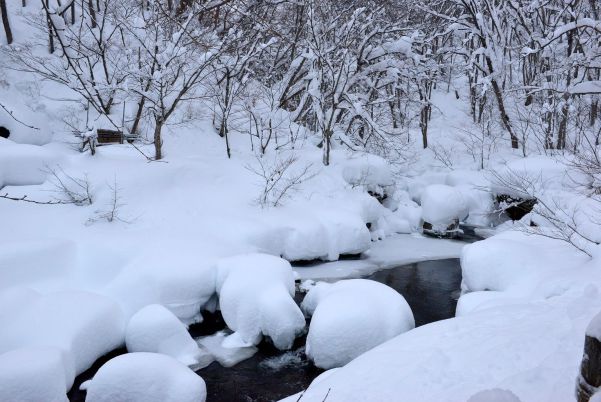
[68,258,463,402]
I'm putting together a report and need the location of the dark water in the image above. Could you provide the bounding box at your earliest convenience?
[68,258,462,402]
[366,259,462,327]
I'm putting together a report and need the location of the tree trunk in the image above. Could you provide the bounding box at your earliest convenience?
[154,119,163,160]
[576,314,601,402]
[88,0,96,28]
[322,130,331,166]
[1,0,13,45]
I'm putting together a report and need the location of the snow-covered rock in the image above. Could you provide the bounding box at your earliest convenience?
[215,253,305,350]
[125,304,201,366]
[0,347,73,402]
[302,279,414,369]
[421,184,468,227]
[84,353,206,402]
[341,154,394,200]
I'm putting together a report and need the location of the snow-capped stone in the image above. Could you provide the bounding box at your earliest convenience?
[84,353,206,402]
[302,279,414,369]
[421,184,468,227]
[215,253,305,350]
[125,304,201,366]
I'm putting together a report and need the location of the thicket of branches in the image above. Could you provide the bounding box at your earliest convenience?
[1,0,601,165]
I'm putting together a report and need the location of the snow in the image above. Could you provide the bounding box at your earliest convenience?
[0,347,72,402]
[84,353,207,402]
[293,234,465,280]
[0,289,125,375]
[215,253,306,350]
[0,138,59,188]
[467,389,522,402]
[125,304,202,366]
[195,331,258,368]
[284,232,601,402]
[341,154,394,198]
[301,279,414,369]
[421,184,468,226]
[460,230,588,296]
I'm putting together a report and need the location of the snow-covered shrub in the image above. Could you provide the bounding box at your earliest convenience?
[125,304,201,366]
[215,253,305,350]
[84,353,206,402]
[302,279,414,369]
[247,154,316,208]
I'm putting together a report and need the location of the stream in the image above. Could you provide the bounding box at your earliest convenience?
[68,258,462,402]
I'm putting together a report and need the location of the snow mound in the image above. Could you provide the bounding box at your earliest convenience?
[467,389,521,402]
[104,249,216,323]
[461,231,588,296]
[341,155,394,199]
[0,347,73,402]
[276,204,372,262]
[302,279,415,369]
[84,353,206,402]
[0,139,59,187]
[125,304,201,366]
[489,156,569,198]
[421,184,468,226]
[215,253,305,350]
[0,289,125,376]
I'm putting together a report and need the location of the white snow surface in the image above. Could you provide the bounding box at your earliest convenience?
[215,253,306,350]
[84,353,207,402]
[0,347,72,402]
[0,138,60,188]
[302,279,415,369]
[125,304,202,366]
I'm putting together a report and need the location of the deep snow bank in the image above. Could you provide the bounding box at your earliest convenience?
[0,347,72,402]
[302,279,414,369]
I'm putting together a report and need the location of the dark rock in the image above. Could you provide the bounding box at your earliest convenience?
[495,194,537,221]
[0,126,10,139]
[422,219,462,239]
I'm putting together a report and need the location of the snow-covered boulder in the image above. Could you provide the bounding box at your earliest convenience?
[302,279,414,369]
[0,347,73,402]
[341,155,394,202]
[125,304,201,366]
[84,353,206,402]
[421,184,468,236]
[215,253,305,350]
